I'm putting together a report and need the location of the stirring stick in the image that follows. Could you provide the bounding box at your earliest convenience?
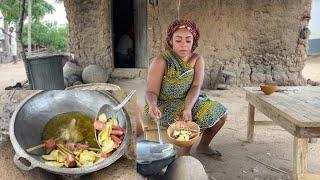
[88,148,101,152]
[26,137,60,153]
[57,144,74,155]
[26,144,46,153]
[56,144,81,166]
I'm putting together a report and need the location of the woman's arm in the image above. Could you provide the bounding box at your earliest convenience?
[145,56,166,119]
[183,55,205,120]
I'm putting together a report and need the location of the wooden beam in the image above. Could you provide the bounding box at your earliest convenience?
[253,121,274,126]
[247,103,255,143]
[293,137,308,180]
[298,127,320,138]
[299,173,320,180]
[134,0,148,68]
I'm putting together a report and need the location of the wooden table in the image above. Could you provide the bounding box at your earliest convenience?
[244,86,320,180]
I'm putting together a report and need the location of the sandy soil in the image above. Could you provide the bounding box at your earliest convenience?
[302,55,320,82]
[0,61,27,89]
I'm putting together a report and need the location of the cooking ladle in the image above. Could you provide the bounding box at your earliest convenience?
[94,90,136,148]
[150,119,173,153]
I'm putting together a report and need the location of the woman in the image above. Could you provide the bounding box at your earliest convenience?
[145,19,227,160]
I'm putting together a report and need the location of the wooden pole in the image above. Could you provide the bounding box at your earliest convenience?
[247,103,255,143]
[293,137,308,180]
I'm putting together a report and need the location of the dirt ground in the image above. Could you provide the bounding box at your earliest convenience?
[0,56,319,179]
[301,55,320,82]
[0,61,27,89]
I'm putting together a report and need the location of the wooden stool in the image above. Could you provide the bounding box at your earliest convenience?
[141,113,170,143]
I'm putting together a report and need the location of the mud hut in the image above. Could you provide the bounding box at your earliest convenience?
[63,0,311,89]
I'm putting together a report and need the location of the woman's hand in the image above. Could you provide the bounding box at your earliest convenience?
[148,105,162,121]
[182,108,192,121]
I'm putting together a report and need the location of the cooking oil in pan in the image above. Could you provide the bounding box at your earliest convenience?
[42,111,99,148]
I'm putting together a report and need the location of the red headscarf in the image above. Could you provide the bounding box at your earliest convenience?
[166,19,200,52]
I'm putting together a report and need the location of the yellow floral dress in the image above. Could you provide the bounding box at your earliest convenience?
[146,49,227,128]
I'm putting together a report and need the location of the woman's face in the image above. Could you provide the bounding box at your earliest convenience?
[171,28,193,59]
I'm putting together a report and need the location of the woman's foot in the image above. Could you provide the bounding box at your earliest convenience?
[196,146,224,161]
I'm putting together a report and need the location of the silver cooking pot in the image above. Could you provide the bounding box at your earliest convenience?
[137,140,176,177]
[9,90,131,175]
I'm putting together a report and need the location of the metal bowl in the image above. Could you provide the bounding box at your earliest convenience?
[9,90,131,175]
[137,140,176,177]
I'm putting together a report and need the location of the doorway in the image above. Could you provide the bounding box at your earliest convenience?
[112,0,148,69]
[113,0,135,68]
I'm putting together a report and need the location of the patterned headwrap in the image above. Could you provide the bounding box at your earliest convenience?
[166,19,200,52]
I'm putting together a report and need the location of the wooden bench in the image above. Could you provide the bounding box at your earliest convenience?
[244,86,320,180]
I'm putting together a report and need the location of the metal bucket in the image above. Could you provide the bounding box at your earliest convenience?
[9,90,131,175]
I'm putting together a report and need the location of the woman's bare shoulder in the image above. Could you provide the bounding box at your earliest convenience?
[193,53,204,60]
[189,53,204,67]
[151,55,167,67]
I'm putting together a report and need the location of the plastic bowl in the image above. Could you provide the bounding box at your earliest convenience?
[167,121,201,147]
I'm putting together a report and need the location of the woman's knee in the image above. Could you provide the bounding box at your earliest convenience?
[220,113,227,123]
[211,114,227,129]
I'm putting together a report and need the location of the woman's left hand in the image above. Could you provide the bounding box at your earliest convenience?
[182,109,192,121]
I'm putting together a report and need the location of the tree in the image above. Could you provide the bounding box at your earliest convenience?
[0,0,55,53]
[21,21,68,52]
[0,0,54,25]
[2,0,57,86]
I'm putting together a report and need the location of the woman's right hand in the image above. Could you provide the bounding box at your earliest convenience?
[148,104,162,121]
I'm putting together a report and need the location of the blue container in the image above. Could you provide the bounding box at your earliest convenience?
[26,54,65,90]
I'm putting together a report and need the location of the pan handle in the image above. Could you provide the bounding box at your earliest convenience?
[138,160,153,165]
[13,154,37,171]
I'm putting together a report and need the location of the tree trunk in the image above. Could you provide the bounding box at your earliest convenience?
[3,22,8,52]
[16,0,32,88]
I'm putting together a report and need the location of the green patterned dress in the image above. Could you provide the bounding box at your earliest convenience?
[146,49,227,128]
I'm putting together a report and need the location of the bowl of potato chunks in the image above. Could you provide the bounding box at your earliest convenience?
[167,121,201,147]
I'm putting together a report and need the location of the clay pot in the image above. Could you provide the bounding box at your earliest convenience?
[260,84,277,95]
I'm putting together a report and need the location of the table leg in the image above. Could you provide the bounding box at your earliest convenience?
[247,103,255,143]
[293,137,308,180]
